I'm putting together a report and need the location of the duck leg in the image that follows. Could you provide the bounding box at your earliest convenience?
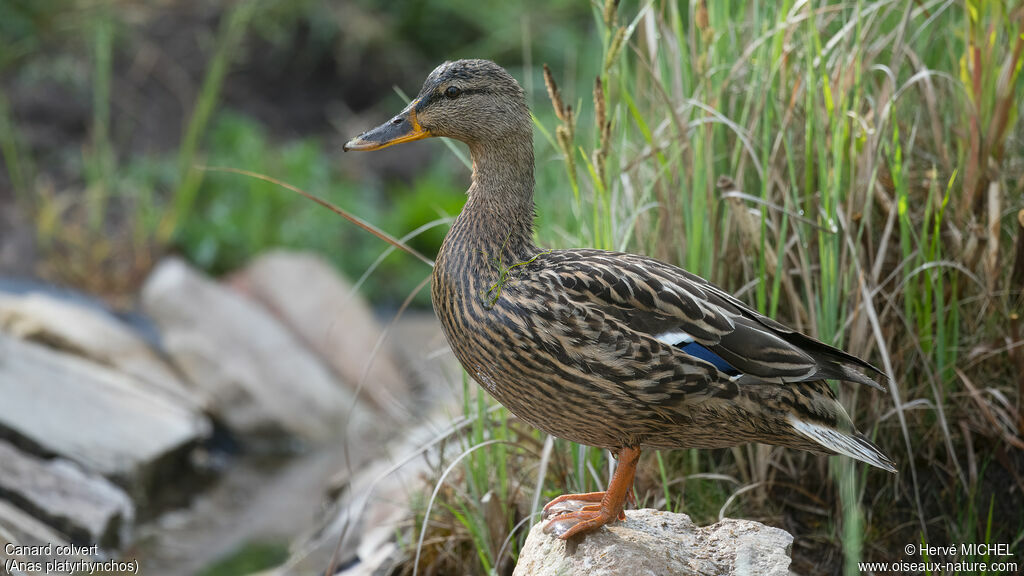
[541,446,641,539]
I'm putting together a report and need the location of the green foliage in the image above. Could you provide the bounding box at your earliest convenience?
[174,112,464,305]
[0,93,30,203]
[0,0,258,297]
[0,0,71,71]
[196,540,289,576]
[385,168,464,255]
[352,0,591,63]
[177,112,346,272]
[167,0,259,245]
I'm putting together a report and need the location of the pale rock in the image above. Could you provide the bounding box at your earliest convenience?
[0,502,97,573]
[336,542,400,576]
[385,311,462,410]
[0,500,76,576]
[0,440,133,548]
[0,291,205,411]
[513,508,793,576]
[0,333,210,504]
[234,251,410,420]
[0,499,69,550]
[278,417,453,575]
[141,257,372,442]
[134,445,358,576]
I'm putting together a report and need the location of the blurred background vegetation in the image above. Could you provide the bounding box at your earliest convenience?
[0,0,596,306]
[1,0,1023,575]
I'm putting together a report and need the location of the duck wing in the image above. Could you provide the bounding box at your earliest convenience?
[531,249,885,390]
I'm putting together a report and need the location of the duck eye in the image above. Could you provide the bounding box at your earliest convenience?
[445,86,462,99]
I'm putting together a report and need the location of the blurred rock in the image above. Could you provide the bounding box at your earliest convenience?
[0,291,205,412]
[0,500,76,576]
[0,333,211,505]
[0,202,36,276]
[0,499,69,550]
[386,311,462,410]
[0,440,133,548]
[336,542,401,576]
[233,250,410,421]
[513,509,793,576]
[279,416,456,575]
[135,446,352,576]
[141,257,374,442]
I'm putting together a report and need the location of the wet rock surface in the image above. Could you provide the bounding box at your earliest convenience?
[513,508,794,576]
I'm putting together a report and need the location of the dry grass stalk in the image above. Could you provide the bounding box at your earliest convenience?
[960,6,1024,220]
[602,0,619,27]
[1011,209,1024,293]
[543,63,569,126]
[983,15,1024,166]
[695,0,708,34]
[543,63,579,196]
[543,66,575,158]
[983,181,1001,293]
[593,76,611,189]
[957,368,1024,451]
[603,26,626,77]
[1010,312,1024,436]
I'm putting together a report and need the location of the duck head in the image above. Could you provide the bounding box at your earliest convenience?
[343,59,530,152]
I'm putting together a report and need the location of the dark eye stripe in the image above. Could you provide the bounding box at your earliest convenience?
[415,88,487,112]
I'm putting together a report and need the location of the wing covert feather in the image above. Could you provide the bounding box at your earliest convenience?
[530,249,883,389]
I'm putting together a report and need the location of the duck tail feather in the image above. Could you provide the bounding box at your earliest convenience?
[787,415,896,473]
[838,364,887,391]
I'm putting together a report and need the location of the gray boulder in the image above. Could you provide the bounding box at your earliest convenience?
[0,499,69,550]
[0,333,211,504]
[0,499,77,576]
[385,311,462,410]
[233,250,410,421]
[514,509,793,576]
[0,291,205,411]
[0,440,133,548]
[141,257,374,442]
[279,415,455,576]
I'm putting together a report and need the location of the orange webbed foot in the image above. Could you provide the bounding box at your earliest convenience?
[539,447,641,540]
[542,491,605,518]
[542,503,623,539]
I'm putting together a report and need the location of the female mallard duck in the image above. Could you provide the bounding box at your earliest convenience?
[344,59,895,540]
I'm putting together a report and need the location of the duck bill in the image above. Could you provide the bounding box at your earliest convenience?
[343,101,430,152]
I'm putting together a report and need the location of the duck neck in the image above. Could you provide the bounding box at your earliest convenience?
[452,131,537,260]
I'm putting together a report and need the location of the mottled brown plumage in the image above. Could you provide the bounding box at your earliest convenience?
[345,59,894,540]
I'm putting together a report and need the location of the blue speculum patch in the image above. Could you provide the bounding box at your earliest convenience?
[678,342,739,375]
